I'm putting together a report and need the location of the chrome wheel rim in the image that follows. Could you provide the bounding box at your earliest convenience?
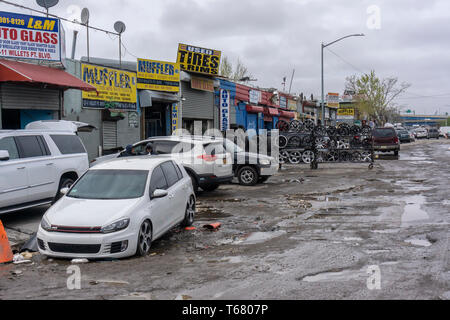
[186,197,195,223]
[289,151,302,164]
[302,151,314,164]
[138,221,152,255]
[241,169,255,184]
[279,150,289,164]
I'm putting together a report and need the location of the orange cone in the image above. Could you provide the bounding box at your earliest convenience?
[203,222,222,230]
[0,220,14,264]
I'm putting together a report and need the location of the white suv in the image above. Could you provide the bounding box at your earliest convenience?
[0,126,89,214]
[92,136,233,193]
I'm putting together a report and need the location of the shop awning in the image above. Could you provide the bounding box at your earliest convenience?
[279,110,296,118]
[246,105,264,113]
[0,59,96,91]
[265,107,280,116]
[139,90,179,107]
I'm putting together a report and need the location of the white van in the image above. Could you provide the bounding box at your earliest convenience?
[0,121,91,214]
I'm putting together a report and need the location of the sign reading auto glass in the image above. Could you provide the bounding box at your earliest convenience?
[172,103,180,133]
[0,11,61,61]
[137,58,180,92]
[327,92,340,108]
[82,63,137,110]
[177,43,221,76]
[220,89,230,131]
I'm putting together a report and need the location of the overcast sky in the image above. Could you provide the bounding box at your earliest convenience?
[2,0,450,114]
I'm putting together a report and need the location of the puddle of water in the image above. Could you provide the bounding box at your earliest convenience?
[220,256,243,264]
[243,231,286,245]
[364,249,391,254]
[372,229,401,234]
[343,237,363,241]
[404,238,432,247]
[302,268,364,282]
[401,195,429,227]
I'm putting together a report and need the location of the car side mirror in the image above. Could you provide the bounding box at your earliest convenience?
[151,189,168,199]
[60,187,70,195]
[0,150,10,161]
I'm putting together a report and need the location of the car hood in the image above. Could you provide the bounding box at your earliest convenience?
[91,153,120,167]
[44,197,142,227]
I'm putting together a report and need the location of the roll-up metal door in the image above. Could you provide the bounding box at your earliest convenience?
[0,84,60,110]
[102,121,117,150]
[181,81,214,120]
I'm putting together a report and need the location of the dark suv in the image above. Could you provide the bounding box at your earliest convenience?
[427,128,440,139]
[373,127,400,156]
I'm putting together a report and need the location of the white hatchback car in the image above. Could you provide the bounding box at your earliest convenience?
[37,157,196,259]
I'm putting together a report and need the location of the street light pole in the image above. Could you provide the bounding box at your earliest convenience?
[321,33,365,125]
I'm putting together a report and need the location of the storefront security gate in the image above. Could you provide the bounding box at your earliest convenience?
[277,120,375,170]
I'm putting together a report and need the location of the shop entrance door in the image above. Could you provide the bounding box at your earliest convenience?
[144,103,166,138]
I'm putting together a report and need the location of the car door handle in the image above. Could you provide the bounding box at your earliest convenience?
[46,163,54,166]
[17,167,26,170]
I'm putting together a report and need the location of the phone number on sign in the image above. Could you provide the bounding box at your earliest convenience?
[0,17,25,26]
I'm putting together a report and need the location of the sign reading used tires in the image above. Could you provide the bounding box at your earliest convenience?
[177,43,221,76]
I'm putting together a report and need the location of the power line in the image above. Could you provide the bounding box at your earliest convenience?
[0,0,119,36]
[325,47,366,74]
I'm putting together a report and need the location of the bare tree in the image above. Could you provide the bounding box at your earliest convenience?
[220,55,253,81]
[345,70,410,125]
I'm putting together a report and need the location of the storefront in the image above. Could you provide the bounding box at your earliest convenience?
[0,59,95,129]
[137,58,180,138]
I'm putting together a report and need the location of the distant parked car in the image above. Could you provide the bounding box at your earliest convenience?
[396,129,412,143]
[0,121,90,214]
[407,129,416,142]
[415,128,428,139]
[37,157,196,259]
[372,127,400,156]
[427,128,440,139]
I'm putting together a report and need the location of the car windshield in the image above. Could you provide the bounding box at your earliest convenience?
[67,169,148,200]
[399,130,409,134]
[373,128,395,137]
[224,139,244,153]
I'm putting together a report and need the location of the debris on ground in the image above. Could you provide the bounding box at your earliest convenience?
[20,233,38,253]
[203,222,221,230]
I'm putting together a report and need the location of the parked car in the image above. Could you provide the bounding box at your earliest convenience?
[439,126,450,138]
[37,157,196,259]
[0,122,90,214]
[407,129,416,142]
[91,136,233,193]
[427,128,440,139]
[415,128,428,139]
[372,127,400,156]
[396,129,412,143]
[221,138,279,186]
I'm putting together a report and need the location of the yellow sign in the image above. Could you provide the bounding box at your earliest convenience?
[177,43,221,76]
[337,108,355,116]
[327,92,340,108]
[82,63,137,110]
[191,76,214,92]
[137,59,180,92]
[288,99,297,111]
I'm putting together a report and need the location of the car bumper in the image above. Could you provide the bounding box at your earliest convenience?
[374,145,399,151]
[260,162,279,176]
[197,174,234,186]
[37,227,137,259]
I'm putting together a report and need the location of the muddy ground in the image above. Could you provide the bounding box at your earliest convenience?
[0,139,449,300]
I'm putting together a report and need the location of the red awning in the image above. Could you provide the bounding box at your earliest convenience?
[246,105,264,113]
[0,59,96,91]
[265,107,280,116]
[280,110,296,118]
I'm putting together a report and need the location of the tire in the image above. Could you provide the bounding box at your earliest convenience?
[187,172,199,193]
[201,184,219,192]
[181,196,196,227]
[237,166,259,186]
[54,176,75,202]
[394,150,399,156]
[135,220,152,257]
[258,176,270,183]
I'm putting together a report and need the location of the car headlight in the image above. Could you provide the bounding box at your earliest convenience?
[259,159,271,166]
[101,218,130,234]
[41,216,52,232]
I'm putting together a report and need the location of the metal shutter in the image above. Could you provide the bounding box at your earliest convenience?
[102,121,117,149]
[181,81,214,120]
[0,84,60,110]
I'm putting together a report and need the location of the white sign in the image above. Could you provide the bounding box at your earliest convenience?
[249,90,261,105]
[220,89,230,131]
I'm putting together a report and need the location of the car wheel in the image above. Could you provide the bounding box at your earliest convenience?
[394,150,399,156]
[181,196,196,227]
[136,220,152,257]
[201,184,219,192]
[187,172,199,193]
[237,166,258,186]
[54,177,75,202]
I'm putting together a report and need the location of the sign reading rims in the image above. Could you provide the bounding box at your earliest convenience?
[220,89,230,131]
[82,63,137,110]
[177,43,221,76]
[137,58,180,92]
[0,11,61,61]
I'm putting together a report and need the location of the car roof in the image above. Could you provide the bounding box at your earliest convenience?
[90,156,176,171]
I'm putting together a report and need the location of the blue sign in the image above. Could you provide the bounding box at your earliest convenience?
[220,89,230,131]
